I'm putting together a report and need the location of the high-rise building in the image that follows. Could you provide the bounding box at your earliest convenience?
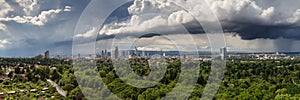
[128,50,132,58]
[142,51,146,57]
[120,50,125,58]
[114,47,119,59]
[104,49,107,57]
[220,47,227,60]
[101,50,104,57]
[45,51,50,58]
[135,47,138,56]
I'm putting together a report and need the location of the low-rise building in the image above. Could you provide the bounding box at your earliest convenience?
[0,92,4,99]
[7,91,16,94]
[30,89,37,92]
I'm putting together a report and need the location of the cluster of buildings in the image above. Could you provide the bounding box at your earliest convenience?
[75,46,300,61]
[99,47,153,59]
[0,88,49,99]
[29,47,300,61]
[228,52,297,60]
[95,46,228,61]
[32,51,72,59]
[34,51,50,59]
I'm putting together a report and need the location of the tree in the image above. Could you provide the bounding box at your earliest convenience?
[51,69,60,81]
[15,67,21,74]
[275,94,291,100]
[0,69,4,75]
[105,72,115,84]
[63,84,74,92]
[276,88,287,94]
[8,71,14,79]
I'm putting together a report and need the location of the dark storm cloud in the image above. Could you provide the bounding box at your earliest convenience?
[96,0,300,41]
[96,17,300,41]
[220,21,300,40]
[96,33,162,40]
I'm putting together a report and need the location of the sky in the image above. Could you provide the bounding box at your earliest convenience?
[0,0,300,57]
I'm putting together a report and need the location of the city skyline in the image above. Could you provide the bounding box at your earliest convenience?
[1,0,300,99]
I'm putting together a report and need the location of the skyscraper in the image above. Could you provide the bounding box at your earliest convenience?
[135,47,138,56]
[122,50,127,58]
[220,47,227,60]
[101,50,104,57]
[45,51,50,58]
[114,46,119,59]
[128,50,132,58]
[142,51,146,57]
[104,49,107,57]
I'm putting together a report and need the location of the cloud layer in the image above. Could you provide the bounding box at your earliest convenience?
[15,0,39,15]
[0,39,10,48]
[0,1,14,31]
[98,0,195,37]
[0,6,71,26]
[96,0,300,40]
[208,0,299,25]
[0,0,300,56]
[0,0,89,57]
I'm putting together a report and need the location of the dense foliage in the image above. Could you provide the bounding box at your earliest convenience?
[0,58,81,99]
[1,57,300,99]
[75,58,300,100]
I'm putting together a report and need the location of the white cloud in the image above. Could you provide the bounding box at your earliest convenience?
[99,9,194,36]
[15,0,39,15]
[75,27,98,38]
[137,45,175,51]
[98,0,198,36]
[99,15,177,35]
[0,1,14,31]
[287,9,300,24]
[128,0,179,15]
[0,1,13,17]
[0,23,7,31]
[207,0,300,25]
[0,39,11,48]
[0,6,71,26]
[64,6,72,12]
